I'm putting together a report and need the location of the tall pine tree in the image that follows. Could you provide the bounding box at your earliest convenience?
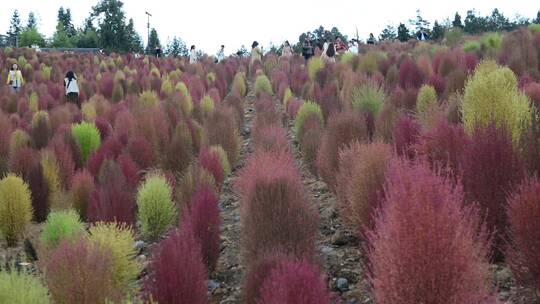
[397,23,410,42]
[452,12,463,28]
[7,10,22,47]
[27,12,37,29]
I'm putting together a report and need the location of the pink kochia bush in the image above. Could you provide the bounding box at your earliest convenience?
[237,150,318,264]
[198,148,224,189]
[393,115,421,159]
[258,259,333,304]
[365,159,492,304]
[506,177,540,292]
[462,123,524,258]
[181,184,221,271]
[145,227,208,304]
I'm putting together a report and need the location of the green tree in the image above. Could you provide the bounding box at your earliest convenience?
[453,12,463,28]
[76,17,99,48]
[411,9,431,38]
[27,12,37,29]
[126,18,143,53]
[397,23,410,42]
[464,10,488,34]
[166,37,188,57]
[52,22,75,47]
[146,28,160,54]
[19,27,45,47]
[57,7,77,37]
[379,25,397,41]
[6,10,22,47]
[432,20,445,41]
[488,9,511,31]
[91,0,130,53]
[535,11,540,24]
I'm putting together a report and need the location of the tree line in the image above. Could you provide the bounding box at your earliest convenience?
[3,2,540,54]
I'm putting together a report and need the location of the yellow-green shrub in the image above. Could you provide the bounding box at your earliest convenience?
[416,85,438,114]
[462,60,532,142]
[358,52,380,75]
[40,209,85,249]
[0,269,51,304]
[41,151,61,210]
[283,87,293,107]
[200,95,215,117]
[136,172,177,240]
[0,175,33,246]
[210,145,231,176]
[233,72,247,96]
[29,92,39,112]
[9,129,31,155]
[81,102,97,123]
[481,32,502,50]
[139,90,159,108]
[307,57,325,81]
[295,101,324,139]
[351,83,385,116]
[529,23,540,34]
[254,74,273,96]
[89,222,141,293]
[161,78,174,97]
[71,122,101,162]
[463,40,481,53]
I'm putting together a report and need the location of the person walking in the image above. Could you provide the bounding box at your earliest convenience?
[335,37,347,53]
[282,40,293,58]
[216,45,225,63]
[251,41,262,64]
[323,40,336,63]
[189,45,198,63]
[302,35,314,60]
[367,33,377,45]
[64,71,80,108]
[6,64,24,91]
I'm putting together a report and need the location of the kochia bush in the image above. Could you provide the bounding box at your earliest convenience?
[254,74,273,97]
[71,122,101,162]
[0,269,51,304]
[294,101,323,140]
[0,175,33,247]
[461,60,532,143]
[365,159,491,304]
[40,209,86,249]
[136,172,177,240]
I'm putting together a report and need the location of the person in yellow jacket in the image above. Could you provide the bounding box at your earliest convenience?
[6,64,24,91]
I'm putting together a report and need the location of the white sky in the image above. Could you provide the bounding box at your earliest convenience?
[0,1,538,54]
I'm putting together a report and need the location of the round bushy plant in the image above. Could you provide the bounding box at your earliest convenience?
[137,172,177,240]
[71,122,101,162]
[294,101,324,139]
[254,74,273,96]
[89,222,141,293]
[139,90,159,108]
[0,270,51,304]
[416,85,438,114]
[351,83,385,117]
[31,111,51,149]
[307,57,325,81]
[462,60,532,142]
[0,175,33,246]
[9,129,31,155]
[40,209,85,249]
[210,145,231,177]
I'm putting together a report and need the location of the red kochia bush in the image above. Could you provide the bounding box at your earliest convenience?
[43,237,119,304]
[462,123,524,258]
[71,169,94,220]
[253,125,289,154]
[365,159,491,304]
[258,260,333,304]
[506,177,540,292]
[398,58,424,89]
[145,227,208,304]
[182,184,220,271]
[316,111,368,192]
[198,147,224,189]
[237,151,318,264]
[393,115,421,159]
[87,159,136,225]
[524,82,540,108]
[205,106,240,167]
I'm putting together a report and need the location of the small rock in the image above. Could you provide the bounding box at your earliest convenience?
[347,299,359,304]
[242,127,251,135]
[134,240,145,253]
[331,231,351,246]
[208,279,220,293]
[321,245,334,255]
[336,277,349,292]
[136,254,146,264]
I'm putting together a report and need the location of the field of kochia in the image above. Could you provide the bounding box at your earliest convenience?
[0,24,540,304]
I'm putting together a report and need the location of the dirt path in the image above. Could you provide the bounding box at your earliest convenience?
[277,102,372,304]
[210,82,256,304]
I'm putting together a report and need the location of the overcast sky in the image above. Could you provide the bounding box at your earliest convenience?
[1,1,538,54]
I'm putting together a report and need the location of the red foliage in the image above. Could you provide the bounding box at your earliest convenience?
[462,123,524,259]
[145,228,208,304]
[427,74,445,97]
[94,116,113,140]
[365,159,491,304]
[181,184,220,271]
[258,260,333,304]
[244,252,288,304]
[524,82,540,108]
[398,58,424,89]
[127,136,155,170]
[87,159,136,225]
[237,150,318,264]
[117,153,140,189]
[299,114,323,174]
[51,137,75,189]
[71,169,95,221]
[316,112,368,192]
[506,177,540,292]
[393,115,421,159]
[100,75,115,99]
[205,106,240,167]
[198,148,224,188]
[43,237,119,304]
[254,125,290,154]
[164,122,193,175]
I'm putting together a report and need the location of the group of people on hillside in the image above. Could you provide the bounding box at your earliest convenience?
[300,34,360,61]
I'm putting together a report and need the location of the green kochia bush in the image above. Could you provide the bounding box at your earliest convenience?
[462,60,532,143]
[0,175,33,247]
[137,172,177,240]
[463,40,481,53]
[254,74,273,96]
[294,101,324,139]
[351,83,385,117]
[71,122,101,162]
[416,85,437,114]
[40,209,86,249]
[0,270,51,304]
[307,57,325,81]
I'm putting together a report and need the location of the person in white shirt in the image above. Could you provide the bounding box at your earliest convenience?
[189,45,198,64]
[282,40,293,58]
[7,64,24,91]
[216,45,225,63]
[348,39,359,54]
[64,71,80,108]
